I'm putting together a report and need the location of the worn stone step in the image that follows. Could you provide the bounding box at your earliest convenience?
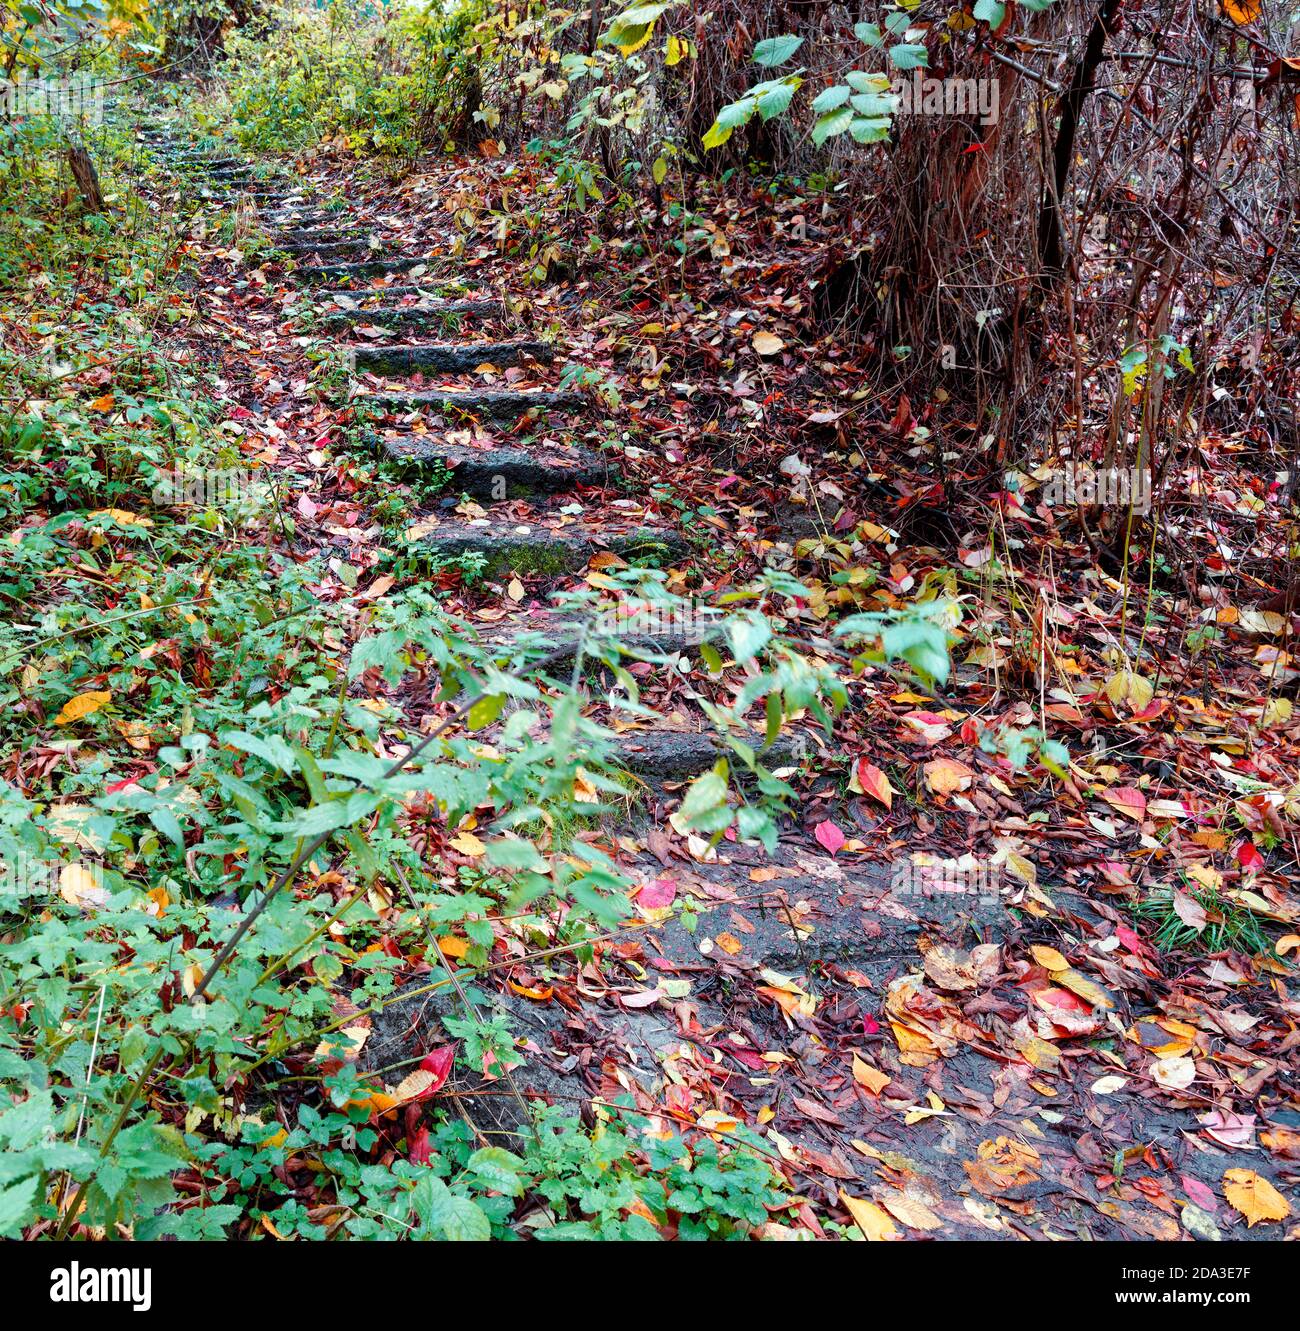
[263,207,347,227]
[319,282,469,302]
[614,728,801,779]
[274,227,364,245]
[315,300,501,333]
[279,238,372,259]
[210,185,309,203]
[170,154,242,169]
[483,608,722,665]
[354,340,551,375]
[296,256,440,283]
[381,436,610,496]
[405,514,685,576]
[365,386,584,420]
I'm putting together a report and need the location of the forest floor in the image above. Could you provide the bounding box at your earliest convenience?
[7,98,1299,1241]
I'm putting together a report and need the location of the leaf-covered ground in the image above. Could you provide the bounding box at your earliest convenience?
[148,117,1300,1239]
[3,87,1298,1241]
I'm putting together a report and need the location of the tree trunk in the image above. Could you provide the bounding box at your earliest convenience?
[1036,0,1123,283]
[67,142,105,213]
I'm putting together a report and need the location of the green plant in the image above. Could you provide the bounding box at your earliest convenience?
[1131,883,1275,958]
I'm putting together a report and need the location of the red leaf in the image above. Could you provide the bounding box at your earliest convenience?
[1181,1174,1217,1212]
[814,819,845,855]
[1116,924,1152,957]
[1236,840,1265,871]
[418,1045,455,1095]
[850,759,893,809]
[409,1125,433,1166]
[637,877,676,908]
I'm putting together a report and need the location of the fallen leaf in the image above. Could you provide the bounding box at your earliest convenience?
[839,1191,899,1240]
[851,1053,891,1094]
[1030,944,1068,972]
[814,819,845,855]
[849,759,894,808]
[1223,1168,1291,1226]
[53,690,111,725]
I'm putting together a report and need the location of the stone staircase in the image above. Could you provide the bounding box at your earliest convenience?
[136,123,802,780]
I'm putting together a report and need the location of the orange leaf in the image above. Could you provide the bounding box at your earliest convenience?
[1224,1168,1291,1226]
[52,690,111,725]
[849,759,894,809]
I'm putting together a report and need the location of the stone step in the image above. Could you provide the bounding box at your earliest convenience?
[263,207,347,227]
[274,227,365,246]
[364,386,584,420]
[279,239,372,259]
[212,185,309,203]
[614,728,801,779]
[170,155,241,169]
[381,436,610,496]
[353,340,551,375]
[482,609,721,665]
[315,300,502,333]
[319,283,469,302]
[405,514,686,576]
[296,257,440,283]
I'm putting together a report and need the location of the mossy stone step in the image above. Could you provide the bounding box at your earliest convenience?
[296,257,438,283]
[354,340,551,375]
[483,612,723,666]
[315,301,501,334]
[274,227,366,245]
[364,387,584,420]
[263,208,348,227]
[170,155,242,169]
[613,728,802,779]
[408,519,685,577]
[319,282,470,301]
[381,437,610,496]
[280,239,372,259]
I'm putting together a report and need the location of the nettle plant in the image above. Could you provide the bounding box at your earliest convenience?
[0,560,956,1238]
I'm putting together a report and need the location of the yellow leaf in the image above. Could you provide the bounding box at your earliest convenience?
[507,577,525,602]
[665,34,690,65]
[90,508,153,527]
[1104,670,1154,712]
[1222,0,1260,23]
[880,1191,943,1231]
[1262,697,1292,728]
[1030,944,1068,972]
[117,720,153,751]
[59,863,108,910]
[87,394,116,413]
[715,932,743,955]
[391,1068,437,1104]
[752,331,785,356]
[449,832,485,857]
[839,1192,899,1240]
[52,690,111,725]
[438,935,470,959]
[1223,1168,1291,1226]
[1054,967,1114,1008]
[508,979,554,1001]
